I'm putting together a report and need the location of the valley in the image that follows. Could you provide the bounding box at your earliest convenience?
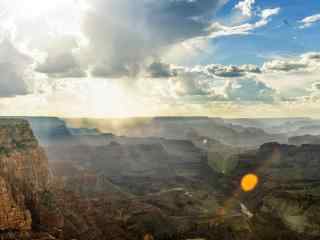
[0,117,320,239]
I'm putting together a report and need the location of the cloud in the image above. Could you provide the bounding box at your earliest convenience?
[170,66,275,102]
[262,52,320,72]
[0,51,318,117]
[312,82,320,91]
[207,7,280,38]
[90,63,136,79]
[302,81,320,102]
[222,79,275,102]
[302,52,320,61]
[82,0,225,78]
[144,62,275,103]
[79,0,279,77]
[35,35,87,78]
[168,68,213,96]
[299,14,320,28]
[205,64,261,77]
[234,0,256,17]
[0,40,32,97]
[172,63,261,79]
[146,61,177,78]
[254,52,320,102]
[36,52,86,78]
[0,0,281,82]
[262,60,307,72]
[141,52,320,103]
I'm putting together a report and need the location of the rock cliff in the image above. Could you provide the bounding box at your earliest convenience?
[0,119,50,234]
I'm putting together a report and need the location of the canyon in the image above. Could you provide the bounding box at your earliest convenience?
[0,117,320,239]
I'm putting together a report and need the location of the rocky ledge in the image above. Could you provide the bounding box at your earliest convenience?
[0,119,62,238]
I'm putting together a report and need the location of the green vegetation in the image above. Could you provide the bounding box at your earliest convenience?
[208,152,239,175]
[0,146,10,156]
[12,139,27,150]
[40,191,57,211]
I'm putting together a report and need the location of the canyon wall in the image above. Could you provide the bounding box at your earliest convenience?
[0,119,50,232]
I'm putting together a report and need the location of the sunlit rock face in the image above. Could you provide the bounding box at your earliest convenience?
[0,176,32,231]
[0,119,50,232]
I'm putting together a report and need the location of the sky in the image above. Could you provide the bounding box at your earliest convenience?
[0,0,319,118]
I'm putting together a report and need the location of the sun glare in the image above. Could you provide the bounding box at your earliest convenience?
[6,0,67,19]
[0,0,83,36]
[241,173,259,192]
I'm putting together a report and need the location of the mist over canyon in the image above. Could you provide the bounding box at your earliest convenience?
[0,116,320,240]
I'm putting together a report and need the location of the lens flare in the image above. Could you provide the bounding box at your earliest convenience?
[241,173,259,192]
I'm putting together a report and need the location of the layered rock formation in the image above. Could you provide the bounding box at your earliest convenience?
[0,119,61,239]
[0,176,32,231]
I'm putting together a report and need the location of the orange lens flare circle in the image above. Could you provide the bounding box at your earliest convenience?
[241,173,259,192]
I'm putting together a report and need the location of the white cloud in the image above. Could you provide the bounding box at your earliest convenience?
[0,40,33,97]
[141,51,320,106]
[140,62,276,103]
[234,0,256,17]
[0,0,281,82]
[262,59,307,72]
[168,68,213,97]
[205,64,261,77]
[222,78,275,102]
[0,52,320,117]
[35,35,87,78]
[299,14,320,28]
[207,7,280,38]
[82,0,226,78]
[260,8,280,19]
[0,0,319,118]
[262,52,320,72]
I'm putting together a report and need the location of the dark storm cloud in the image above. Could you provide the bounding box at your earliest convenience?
[205,64,261,77]
[91,62,137,78]
[146,61,177,78]
[312,82,320,91]
[305,53,320,60]
[155,62,262,81]
[0,40,31,97]
[83,0,225,78]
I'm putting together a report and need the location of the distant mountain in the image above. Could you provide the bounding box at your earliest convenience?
[291,124,320,136]
[25,117,72,144]
[68,127,101,136]
[225,117,320,136]
[289,135,320,145]
[65,117,287,147]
